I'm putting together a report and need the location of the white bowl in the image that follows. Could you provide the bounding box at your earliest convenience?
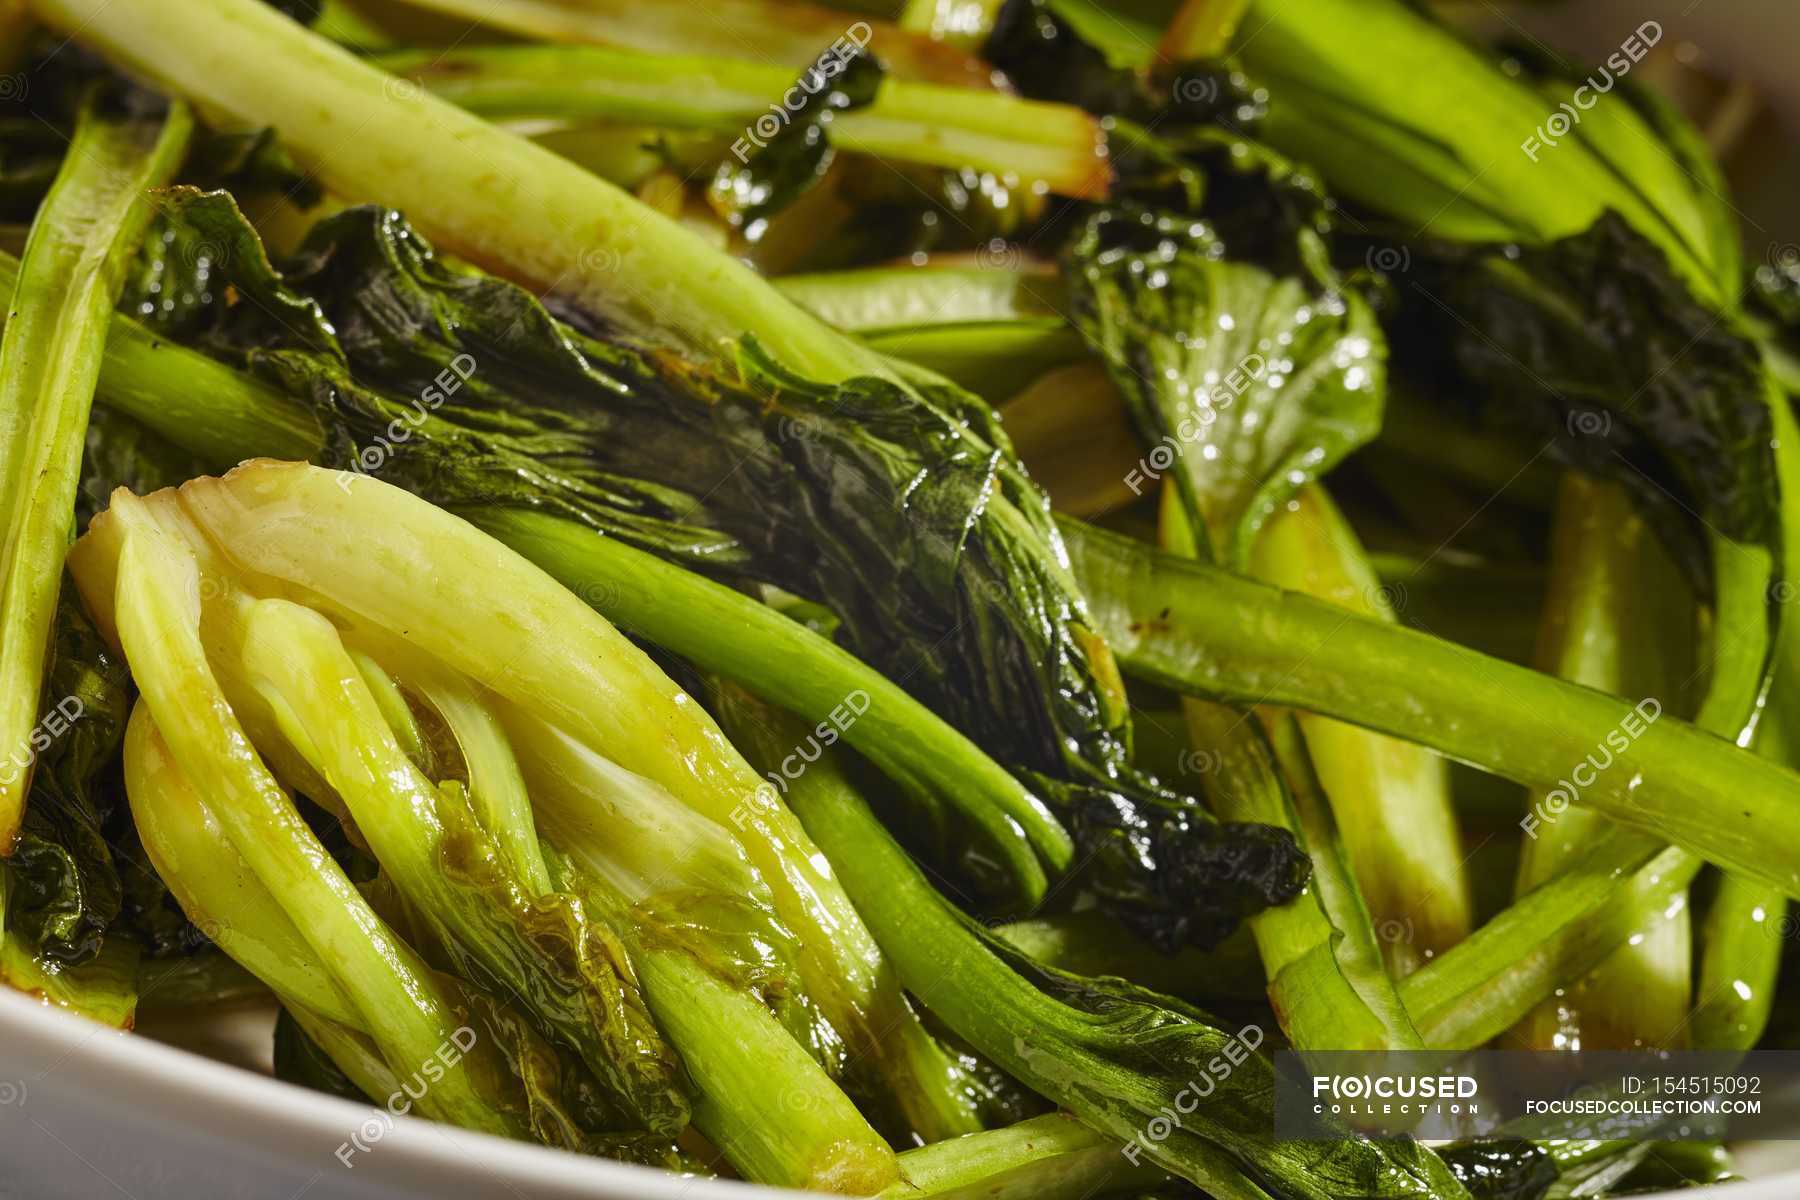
[1,985,1795,1199]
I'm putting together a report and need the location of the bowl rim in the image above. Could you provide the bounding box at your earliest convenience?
[0,986,790,1199]
[2,984,1794,1199]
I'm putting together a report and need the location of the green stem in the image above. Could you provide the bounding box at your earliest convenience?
[882,1112,1167,1200]
[1060,517,1800,897]
[93,502,515,1133]
[237,595,687,1132]
[734,692,1466,1199]
[1690,873,1783,1052]
[638,950,898,1193]
[1163,483,1418,1053]
[469,505,1071,905]
[0,249,321,465]
[1687,393,1800,1054]
[123,703,361,1027]
[381,0,998,89]
[372,45,1107,197]
[524,712,975,1155]
[1252,485,1470,973]
[1509,475,1693,1051]
[1265,710,1424,1041]
[1221,0,1722,298]
[1399,831,1699,1050]
[33,0,886,379]
[0,92,191,848]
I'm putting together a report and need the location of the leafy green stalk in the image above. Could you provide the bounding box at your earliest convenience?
[1686,390,1800,1054]
[33,0,881,379]
[77,460,967,1150]
[1266,711,1423,1039]
[0,244,310,464]
[89,499,523,1135]
[1399,832,1699,1050]
[1211,0,1722,297]
[1165,495,1420,1054]
[1062,519,1800,898]
[96,465,905,1173]
[379,0,998,88]
[717,684,1471,1200]
[881,1112,1169,1200]
[1251,486,1470,973]
[515,703,965,1161]
[1690,873,1783,1053]
[122,703,362,1028]
[1509,475,1693,1051]
[133,710,683,1166]
[234,596,689,1135]
[639,949,897,1192]
[0,91,190,848]
[372,45,1108,197]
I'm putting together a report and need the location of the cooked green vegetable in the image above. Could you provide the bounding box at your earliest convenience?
[1067,519,1800,895]
[1,0,1796,1194]
[28,0,1318,950]
[717,685,1473,1200]
[74,168,1310,945]
[1508,475,1693,1051]
[0,89,189,848]
[77,461,922,1184]
[372,45,1107,198]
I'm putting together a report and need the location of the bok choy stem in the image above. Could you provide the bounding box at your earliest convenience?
[1250,486,1470,974]
[0,92,190,849]
[467,506,1072,902]
[382,0,999,89]
[881,1112,1169,1200]
[1508,474,1693,1051]
[639,950,897,1192]
[1162,496,1422,1053]
[97,499,520,1134]
[716,684,1471,1200]
[371,45,1108,198]
[0,248,320,466]
[1061,518,1800,898]
[1400,832,1699,1050]
[31,0,885,380]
